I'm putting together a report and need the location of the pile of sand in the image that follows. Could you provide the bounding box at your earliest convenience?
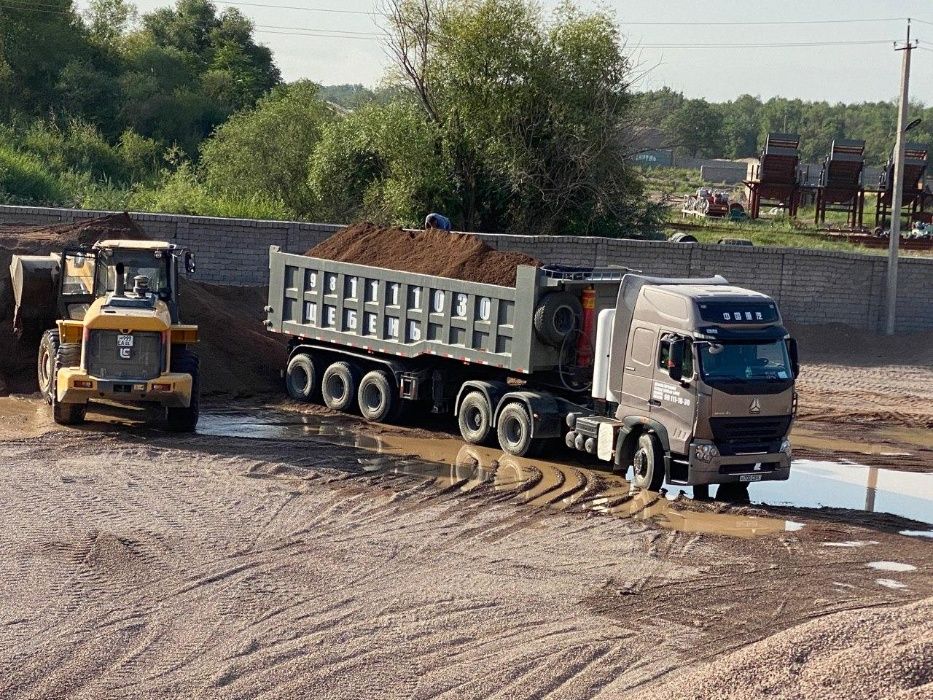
[0,214,282,397]
[306,222,540,287]
[641,596,932,699]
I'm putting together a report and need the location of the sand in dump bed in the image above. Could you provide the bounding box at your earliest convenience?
[0,214,283,397]
[306,222,540,287]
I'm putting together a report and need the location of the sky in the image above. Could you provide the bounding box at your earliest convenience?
[76,0,933,104]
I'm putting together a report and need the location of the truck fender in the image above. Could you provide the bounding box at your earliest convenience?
[494,390,564,439]
[454,380,508,417]
[614,417,672,473]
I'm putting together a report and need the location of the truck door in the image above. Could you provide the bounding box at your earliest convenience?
[618,325,657,412]
[651,333,695,454]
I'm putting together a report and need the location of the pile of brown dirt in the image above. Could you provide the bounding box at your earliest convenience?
[306,222,540,287]
[0,214,282,398]
[641,596,933,699]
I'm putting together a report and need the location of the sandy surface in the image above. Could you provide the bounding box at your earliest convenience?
[0,405,929,699]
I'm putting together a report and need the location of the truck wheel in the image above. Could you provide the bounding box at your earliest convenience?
[37,329,60,404]
[497,402,535,457]
[166,347,200,432]
[285,353,320,402]
[51,341,85,425]
[631,433,664,491]
[357,370,397,423]
[52,399,86,426]
[458,391,493,445]
[533,292,583,347]
[322,361,358,412]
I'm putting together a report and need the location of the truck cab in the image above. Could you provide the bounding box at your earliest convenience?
[578,275,798,494]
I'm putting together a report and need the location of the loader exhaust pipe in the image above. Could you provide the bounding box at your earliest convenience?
[114,263,125,297]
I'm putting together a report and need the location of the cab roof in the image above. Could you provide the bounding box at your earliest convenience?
[94,240,173,250]
[654,283,771,301]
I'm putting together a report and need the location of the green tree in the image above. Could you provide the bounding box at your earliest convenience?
[662,99,723,158]
[382,0,659,236]
[309,99,455,224]
[201,81,333,215]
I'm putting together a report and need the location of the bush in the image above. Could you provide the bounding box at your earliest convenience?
[129,162,291,220]
[0,145,68,204]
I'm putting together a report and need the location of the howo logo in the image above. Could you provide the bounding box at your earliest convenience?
[750,398,761,414]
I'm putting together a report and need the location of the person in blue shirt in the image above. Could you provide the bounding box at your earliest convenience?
[424,212,452,231]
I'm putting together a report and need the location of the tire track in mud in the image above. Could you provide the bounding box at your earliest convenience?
[1,427,930,700]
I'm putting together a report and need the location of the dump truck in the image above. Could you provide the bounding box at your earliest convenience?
[10,240,200,430]
[265,247,799,496]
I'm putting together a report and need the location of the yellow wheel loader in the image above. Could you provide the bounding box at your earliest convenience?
[12,239,200,430]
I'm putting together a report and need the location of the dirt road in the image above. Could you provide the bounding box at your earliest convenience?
[0,401,929,699]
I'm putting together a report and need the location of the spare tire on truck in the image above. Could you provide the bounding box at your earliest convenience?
[533,292,582,348]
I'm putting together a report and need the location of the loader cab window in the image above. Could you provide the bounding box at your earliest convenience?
[95,249,171,299]
[61,253,96,295]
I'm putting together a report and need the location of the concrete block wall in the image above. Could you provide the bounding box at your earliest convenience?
[1,205,930,333]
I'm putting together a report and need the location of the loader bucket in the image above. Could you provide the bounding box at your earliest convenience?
[9,254,59,334]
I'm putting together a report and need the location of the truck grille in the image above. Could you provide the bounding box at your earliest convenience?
[709,416,792,455]
[85,330,163,381]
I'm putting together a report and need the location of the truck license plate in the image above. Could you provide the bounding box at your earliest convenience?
[739,474,763,482]
[117,334,134,347]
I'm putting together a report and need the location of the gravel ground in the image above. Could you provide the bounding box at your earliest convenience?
[0,405,929,699]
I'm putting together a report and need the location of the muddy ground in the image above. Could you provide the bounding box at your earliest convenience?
[0,397,929,699]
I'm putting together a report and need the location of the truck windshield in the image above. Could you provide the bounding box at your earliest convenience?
[697,340,792,381]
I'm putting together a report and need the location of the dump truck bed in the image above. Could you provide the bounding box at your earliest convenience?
[265,247,625,375]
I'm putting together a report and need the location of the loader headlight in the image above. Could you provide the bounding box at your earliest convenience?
[694,444,719,463]
[780,438,792,457]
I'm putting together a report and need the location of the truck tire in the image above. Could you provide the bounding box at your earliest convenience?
[38,329,60,404]
[533,292,583,348]
[357,369,397,423]
[285,353,320,402]
[631,433,664,491]
[166,347,200,432]
[51,342,85,426]
[497,402,536,457]
[458,391,493,445]
[322,361,358,412]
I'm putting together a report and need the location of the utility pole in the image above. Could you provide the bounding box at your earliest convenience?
[885,20,916,335]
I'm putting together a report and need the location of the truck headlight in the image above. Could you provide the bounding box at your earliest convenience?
[694,444,719,463]
[780,438,792,457]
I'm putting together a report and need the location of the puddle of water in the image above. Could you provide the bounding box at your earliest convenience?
[900,530,933,539]
[198,410,794,538]
[821,540,879,548]
[876,578,909,590]
[197,409,933,534]
[866,561,917,573]
[749,459,933,526]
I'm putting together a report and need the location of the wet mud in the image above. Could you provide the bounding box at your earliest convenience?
[197,407,933,536]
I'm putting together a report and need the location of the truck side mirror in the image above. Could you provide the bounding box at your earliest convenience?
[185,251,196,274]
[787,337,800,377]
[668,338,685,382]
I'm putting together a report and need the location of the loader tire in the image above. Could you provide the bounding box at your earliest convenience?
[51,341,85,426]
[37,329,60,404]
[533,292,582,347]
[166,347,200,432]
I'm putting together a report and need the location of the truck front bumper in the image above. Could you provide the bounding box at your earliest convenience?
[686,439,791,486]
[56,369,193,408]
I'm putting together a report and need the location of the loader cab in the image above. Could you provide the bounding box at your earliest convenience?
[57,241,195,323]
